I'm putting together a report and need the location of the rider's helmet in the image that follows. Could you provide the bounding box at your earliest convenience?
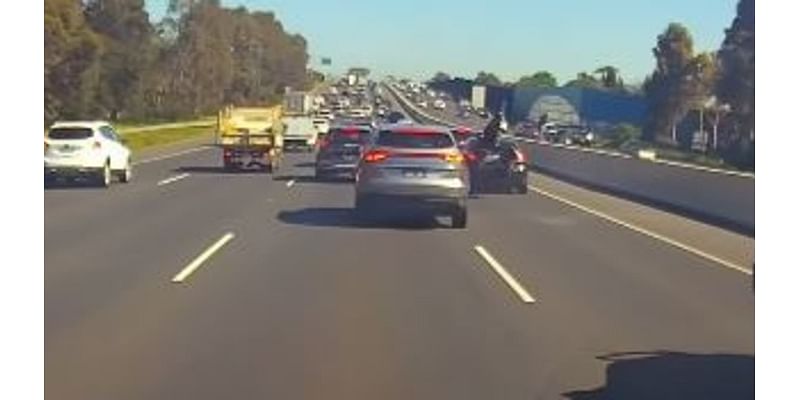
[499,119,509,133]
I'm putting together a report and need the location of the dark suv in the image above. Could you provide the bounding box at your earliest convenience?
[315,125,374,180]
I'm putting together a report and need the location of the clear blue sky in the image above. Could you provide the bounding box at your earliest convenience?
[145,0,737,85]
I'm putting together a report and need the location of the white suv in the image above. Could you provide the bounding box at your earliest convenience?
[44,121,132,187]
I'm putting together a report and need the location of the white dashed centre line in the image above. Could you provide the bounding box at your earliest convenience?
[157,173,191,186]
[171,232,235,283]
[474,245,536,304]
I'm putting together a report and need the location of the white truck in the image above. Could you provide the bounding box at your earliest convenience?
[282,116,318,152]
[284,91,313,115]
[471,85,486,111]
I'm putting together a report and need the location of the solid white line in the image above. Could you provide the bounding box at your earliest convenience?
[529,185,753,276]
[171,232,235,283]
[473,245,536,303]
[133,147,211,165]
[157,173,190,186]
[286,179,296,188]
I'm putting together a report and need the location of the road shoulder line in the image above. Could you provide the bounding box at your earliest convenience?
[530,185,752,276]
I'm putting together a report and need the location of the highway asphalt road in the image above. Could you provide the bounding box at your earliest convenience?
[46,117,753,399]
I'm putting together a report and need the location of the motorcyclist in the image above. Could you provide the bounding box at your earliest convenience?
[478,113,506,151]
[469,113,508,194]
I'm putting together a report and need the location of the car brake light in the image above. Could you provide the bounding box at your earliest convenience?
[363,149,390,163]
[514,149,526,162]
[464,151,477,162]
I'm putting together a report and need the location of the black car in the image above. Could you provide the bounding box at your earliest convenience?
[463,136,528,194]
[315,125,374,180]
[556,124,595,146]
[386,111,406,124]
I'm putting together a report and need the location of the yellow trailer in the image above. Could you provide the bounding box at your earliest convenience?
[216,105,284,172]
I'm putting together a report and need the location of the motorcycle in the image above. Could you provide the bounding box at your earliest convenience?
[464,137,528,194]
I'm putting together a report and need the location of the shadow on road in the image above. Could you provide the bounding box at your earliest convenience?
[293,161,317,168]
[273,174,353,185]
[45,179,105,191]
[277,207,446,230]
[562,351,754,400]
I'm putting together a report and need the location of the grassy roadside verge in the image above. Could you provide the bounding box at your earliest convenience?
[120,125,214,153]
[115,117,215,132]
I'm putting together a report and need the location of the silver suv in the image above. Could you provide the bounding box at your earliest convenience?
[354,124,469,228]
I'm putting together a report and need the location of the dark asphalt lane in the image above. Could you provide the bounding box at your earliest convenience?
[45,118,753,399]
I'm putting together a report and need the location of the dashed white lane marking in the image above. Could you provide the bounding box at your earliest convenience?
[474,245,536,303]
[157,173,191,186]
[171,232,236,283]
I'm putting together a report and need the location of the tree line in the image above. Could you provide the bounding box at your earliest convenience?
[429,0,754,168]
[431,68,625,92]
[45,0,311,125]
[643,0,753,167]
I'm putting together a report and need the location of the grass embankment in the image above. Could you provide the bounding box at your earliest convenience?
[120,125,214,152]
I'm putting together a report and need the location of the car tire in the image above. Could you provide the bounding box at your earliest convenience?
[118,160,132,183]
[451,204,467,229]
[98,161,111,188]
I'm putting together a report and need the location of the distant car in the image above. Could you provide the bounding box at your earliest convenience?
[417,100,428,109]
[283,116,319,152]
[316,108,334,121]
[44,121,132,187]
[556,124,595,146]
[513,120,539,138]
[386,111,406,124]
[316,125,373,180]
[312,118,331,136]
[541,122,559,141]
[433,99,446,110]
[477,108,489,119]
[450,126,477,148]
[355,124,469,228]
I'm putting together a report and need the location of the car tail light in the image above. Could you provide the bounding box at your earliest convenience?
[363,149,390,163]
[464,151,478,162]
[514,149,526,163]
[318,137,329,149]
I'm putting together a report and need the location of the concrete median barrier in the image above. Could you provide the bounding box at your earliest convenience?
[387,83,754,234]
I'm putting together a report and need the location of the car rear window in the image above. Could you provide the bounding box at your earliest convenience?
[48,127,93,140]
[377,130,454,149]
[330,128,371,144]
